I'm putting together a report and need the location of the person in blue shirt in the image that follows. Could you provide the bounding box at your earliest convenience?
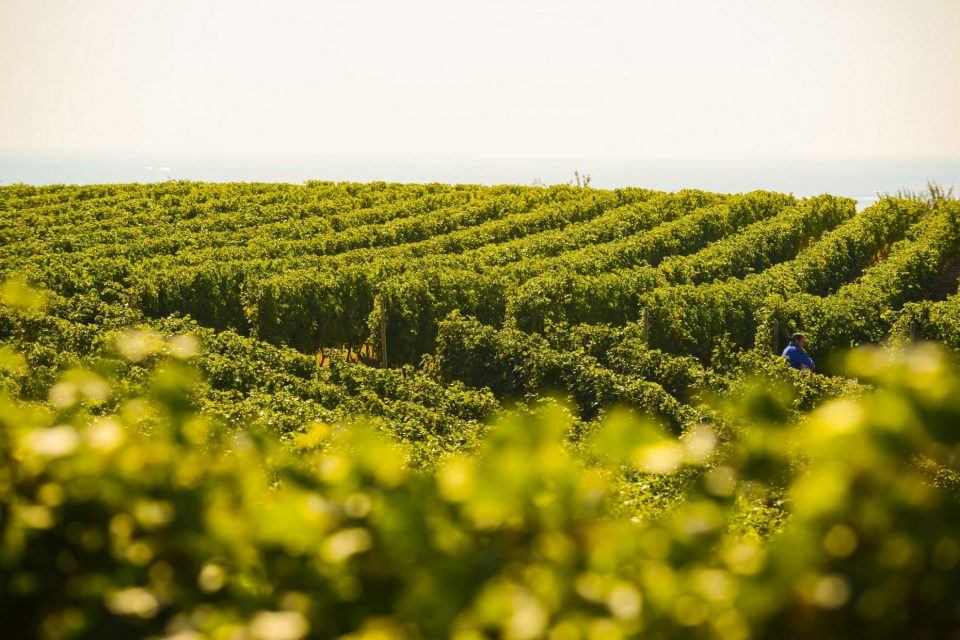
[782,332,815,371]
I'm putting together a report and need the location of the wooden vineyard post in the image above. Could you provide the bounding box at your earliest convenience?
[641,308,651,345]
[378,295,388,368]
[770,318,779,354]
[909,319,916,343]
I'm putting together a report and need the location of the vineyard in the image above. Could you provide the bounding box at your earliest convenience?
[2,180,960,639]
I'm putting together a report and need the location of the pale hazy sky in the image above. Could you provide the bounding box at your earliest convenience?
[1,0,958,161]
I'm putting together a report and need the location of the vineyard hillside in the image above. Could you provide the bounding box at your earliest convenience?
[2,181,960,639]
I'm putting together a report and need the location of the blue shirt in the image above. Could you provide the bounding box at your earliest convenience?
[782,342,815,371]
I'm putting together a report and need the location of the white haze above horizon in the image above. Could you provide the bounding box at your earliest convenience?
[1,0,959,165]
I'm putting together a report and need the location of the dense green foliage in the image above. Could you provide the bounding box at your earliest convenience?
[1,180,959,638]
[891,289,960,350]
[4,329,960,638]
[762,201,960,370]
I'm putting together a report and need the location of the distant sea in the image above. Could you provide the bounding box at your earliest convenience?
[1,153,957,210]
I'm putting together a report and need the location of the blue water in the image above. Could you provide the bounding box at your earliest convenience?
[1,152,957,210]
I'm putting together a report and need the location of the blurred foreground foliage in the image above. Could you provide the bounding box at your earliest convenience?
[2,333,960,639]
